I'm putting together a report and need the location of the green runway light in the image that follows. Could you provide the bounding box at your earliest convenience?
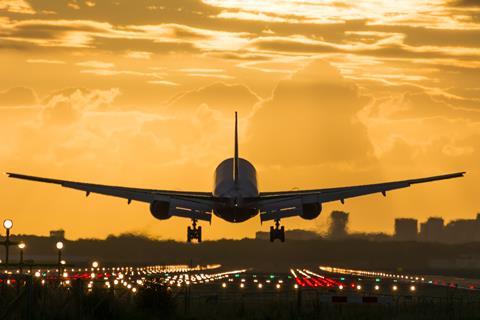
[376,278,380,282]
[340,277,345,281]
[287,276,292,279]
[235,274,240,278]
[269,275,275,279]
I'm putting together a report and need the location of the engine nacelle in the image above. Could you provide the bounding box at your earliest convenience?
[300,203,322,220]
[149,201,172,220]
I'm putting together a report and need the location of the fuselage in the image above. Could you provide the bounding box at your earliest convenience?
[212,158,259,222]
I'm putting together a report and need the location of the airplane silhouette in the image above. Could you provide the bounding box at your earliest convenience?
[7,113,465,242]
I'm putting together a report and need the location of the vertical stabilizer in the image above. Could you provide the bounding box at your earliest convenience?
[234,112,239,185]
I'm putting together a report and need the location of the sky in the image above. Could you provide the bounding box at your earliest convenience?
[0,0,479,240]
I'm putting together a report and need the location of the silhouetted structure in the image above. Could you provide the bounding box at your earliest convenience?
[419,217,444,242]
[394,218,417,241]
[416,214,480,243]
[328,211,349,239]
[444,214,480,243]
[50,229,65,239]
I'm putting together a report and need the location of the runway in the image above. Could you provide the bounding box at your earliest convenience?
[2,263,478,302]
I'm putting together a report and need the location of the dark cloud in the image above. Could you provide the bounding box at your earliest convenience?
[93,37,200,54]
[449,0,480,7]
[253,36,480,61]
[0,19,205,53]
[252,37,340,53]
[401,27,480,48]
[6,20,107,38]
[206,51,273,61]
[26,0,221,25]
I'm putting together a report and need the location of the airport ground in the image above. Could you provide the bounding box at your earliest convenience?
[2,230,480,319]
[1,263,479,320]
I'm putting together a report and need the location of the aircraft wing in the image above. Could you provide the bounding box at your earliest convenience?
[257,172,465,222]
[6,172,214,221]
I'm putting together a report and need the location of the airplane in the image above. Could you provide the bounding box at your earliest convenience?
[7,112,465,242]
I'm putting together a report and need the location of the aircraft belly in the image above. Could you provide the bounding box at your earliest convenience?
[213,206,258,223]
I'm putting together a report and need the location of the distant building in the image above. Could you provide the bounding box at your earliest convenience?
[419,217,444,242]
[50,229,65,239]
[394,218,417,241]
[328,211,349,239]
[444,216,480,243]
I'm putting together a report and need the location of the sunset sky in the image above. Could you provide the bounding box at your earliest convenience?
[0,0,479,240]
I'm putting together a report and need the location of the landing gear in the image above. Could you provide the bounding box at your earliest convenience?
[270,219,285,242]
[187,219,202,243]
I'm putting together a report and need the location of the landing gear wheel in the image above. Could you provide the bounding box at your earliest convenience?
[187,226,192,242]
[187,219,202,243]
[269,220,286,242]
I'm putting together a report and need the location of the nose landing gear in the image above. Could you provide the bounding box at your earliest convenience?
[187,219,202,243]
[270,219,285,242]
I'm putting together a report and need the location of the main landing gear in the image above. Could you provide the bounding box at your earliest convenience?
[270,219,285,242]
[187,219,202,243]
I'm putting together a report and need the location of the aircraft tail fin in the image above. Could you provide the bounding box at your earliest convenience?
[234,112,239,184]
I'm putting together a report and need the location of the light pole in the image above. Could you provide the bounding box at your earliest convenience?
[3,219,13,268]
[18,242,25,274]
[56,241,64,284]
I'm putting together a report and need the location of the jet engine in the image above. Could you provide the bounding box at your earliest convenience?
[300,203,322,220]
[149,201,171,220]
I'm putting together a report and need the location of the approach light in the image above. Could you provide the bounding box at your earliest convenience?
[56,241,64,250]
[356,285,362,290]
[392,285,398,291]
[374,285,380,291]
[338,285,344,290]
[92,261,99,268]
[3,219,13,230]
[410,285,416,292]
[18,242,26,250]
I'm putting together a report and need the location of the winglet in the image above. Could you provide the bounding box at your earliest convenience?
[233,112,239,185]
